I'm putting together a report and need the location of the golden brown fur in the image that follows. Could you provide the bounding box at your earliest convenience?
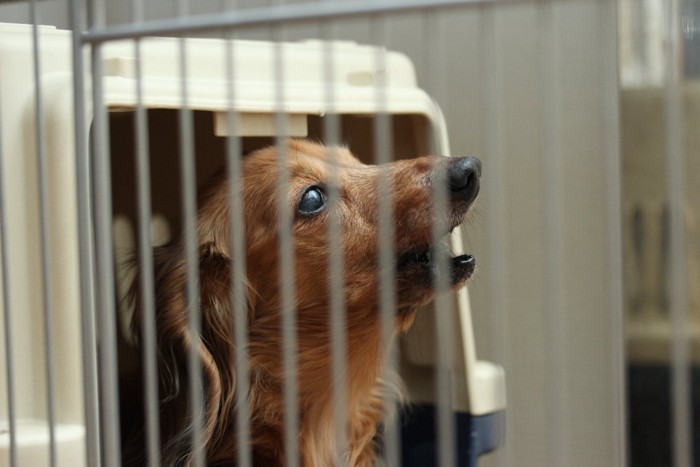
[127,140,480,466]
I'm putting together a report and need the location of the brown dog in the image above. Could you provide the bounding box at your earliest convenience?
[129,139,481,466]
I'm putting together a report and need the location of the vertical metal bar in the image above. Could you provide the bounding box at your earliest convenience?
[371,14,401,467]
[537,4,570,467]
[91,8,123,467]
[664,0,693,466]
[320,27,349,465]
[90,0,124,463]
[272,35,300,467]
[598,0,627,464]
[480,7,510,466]
[132,0,144,23]
[0,58,18,467]
[29,2,58,465]
[424,10,456,467]
[174,4,206,467]
[68,0,102,464]
[175,30,206,467]
[130,0,162,461]
[221,15,253,467]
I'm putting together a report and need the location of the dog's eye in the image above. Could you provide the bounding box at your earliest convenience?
[298,186,326,216]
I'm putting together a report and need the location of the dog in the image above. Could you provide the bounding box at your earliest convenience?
[127,139,481,466]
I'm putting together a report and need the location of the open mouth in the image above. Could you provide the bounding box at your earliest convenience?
[398,239,476,286]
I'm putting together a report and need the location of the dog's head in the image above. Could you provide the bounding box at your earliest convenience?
[135,139,481,465]
[198,139,480,327]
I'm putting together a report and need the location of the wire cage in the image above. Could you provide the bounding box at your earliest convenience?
[1,2,510,466]
[2,0,696,466]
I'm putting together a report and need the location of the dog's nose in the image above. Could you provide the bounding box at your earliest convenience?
[448,156,481,203]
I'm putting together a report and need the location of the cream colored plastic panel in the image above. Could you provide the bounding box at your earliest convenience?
[0,23,85,467]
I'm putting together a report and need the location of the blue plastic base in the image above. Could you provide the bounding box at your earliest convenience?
[400,405,505,467]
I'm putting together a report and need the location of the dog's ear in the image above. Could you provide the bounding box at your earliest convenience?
[196,244,241,455]
[131,241,248,466]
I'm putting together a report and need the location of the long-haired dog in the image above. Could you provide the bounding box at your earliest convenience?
[127,139,481,466]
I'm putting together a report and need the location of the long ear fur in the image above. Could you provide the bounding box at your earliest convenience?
[131,241,242,466]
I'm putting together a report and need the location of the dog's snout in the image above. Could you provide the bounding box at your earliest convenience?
[448,156,481,203]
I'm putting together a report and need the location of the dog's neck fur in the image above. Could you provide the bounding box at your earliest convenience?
[244,309,391,467]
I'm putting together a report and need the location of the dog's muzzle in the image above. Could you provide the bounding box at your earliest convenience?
[395,155,482,298]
